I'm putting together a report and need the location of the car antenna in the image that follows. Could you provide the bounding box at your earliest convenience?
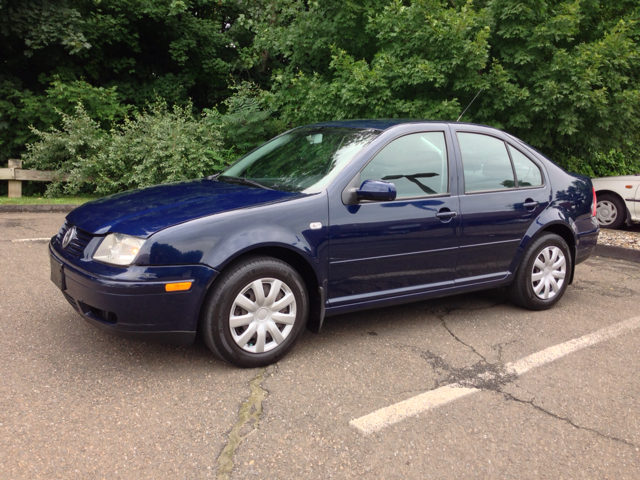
[457,87,484,122]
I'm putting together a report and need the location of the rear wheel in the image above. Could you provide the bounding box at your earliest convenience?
[201,256,308,368]
[596,194,626,229]
[509,233,572,311]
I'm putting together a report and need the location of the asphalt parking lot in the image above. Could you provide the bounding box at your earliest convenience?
[1,212,639,479]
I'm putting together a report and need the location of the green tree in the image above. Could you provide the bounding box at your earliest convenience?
[266,0,493,125]
[235,0,387,79]
[0,0,252,161]
[243,0,640,172]
[5,0,640,183]
[476,0,640,162]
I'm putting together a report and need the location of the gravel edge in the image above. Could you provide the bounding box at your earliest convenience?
[592,245,640,264]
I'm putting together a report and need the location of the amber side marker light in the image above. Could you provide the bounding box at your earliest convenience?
[165,281,193,292]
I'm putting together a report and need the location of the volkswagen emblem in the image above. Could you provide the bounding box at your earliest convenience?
[62,226,76,249]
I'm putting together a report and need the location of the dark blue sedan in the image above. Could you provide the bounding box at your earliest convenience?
[50,120,599,367]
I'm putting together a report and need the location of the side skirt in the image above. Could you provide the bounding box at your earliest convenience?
[325,275,513,317]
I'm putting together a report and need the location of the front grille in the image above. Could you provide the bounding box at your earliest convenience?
[66,229,93,257]
[58,223,93,258]
[56,221,69,243]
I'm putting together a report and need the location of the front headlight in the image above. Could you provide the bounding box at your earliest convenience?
[93,233,146,266]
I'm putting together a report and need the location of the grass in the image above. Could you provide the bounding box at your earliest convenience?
[0,195,97,205]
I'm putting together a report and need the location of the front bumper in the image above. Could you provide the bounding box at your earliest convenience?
[50,244,218,345]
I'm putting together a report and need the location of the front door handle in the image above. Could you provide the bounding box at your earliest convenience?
[436,210,458,220]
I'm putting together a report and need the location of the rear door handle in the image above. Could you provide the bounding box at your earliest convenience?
[523,201,539,209]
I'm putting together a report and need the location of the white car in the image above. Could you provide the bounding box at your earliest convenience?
[592,174,640,228]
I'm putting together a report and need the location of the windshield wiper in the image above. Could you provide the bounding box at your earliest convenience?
[382,173,439,195]
[218,176,273,190]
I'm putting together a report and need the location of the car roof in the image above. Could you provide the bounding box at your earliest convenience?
[308,119,489,131]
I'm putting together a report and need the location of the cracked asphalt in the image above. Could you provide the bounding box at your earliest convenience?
[1,212,639,479]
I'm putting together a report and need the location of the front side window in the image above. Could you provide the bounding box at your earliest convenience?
[360,132,449,198]
[220,127,381,193]
[458,133,515,192]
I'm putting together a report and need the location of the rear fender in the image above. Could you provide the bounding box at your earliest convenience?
[508,207,578,283]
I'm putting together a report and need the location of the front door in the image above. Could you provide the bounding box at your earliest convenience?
[327,128,460,305]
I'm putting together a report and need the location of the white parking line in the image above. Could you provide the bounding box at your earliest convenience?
[351,385,480,435]
[506,316,640,376]
[11,238,51,243]
[351,316,640,434]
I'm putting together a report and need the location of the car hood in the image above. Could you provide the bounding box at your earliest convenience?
[66,179,303,237]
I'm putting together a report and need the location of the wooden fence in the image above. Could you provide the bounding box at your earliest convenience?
[1,160,69,198]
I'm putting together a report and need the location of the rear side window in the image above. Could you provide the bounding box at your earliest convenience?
[458,133,515,192]
[508,145,543,187]
[361,132,448,198]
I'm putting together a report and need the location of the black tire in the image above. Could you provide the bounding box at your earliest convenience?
[509,233,572,311]
[200,255,308,368]
[596,193,626,229]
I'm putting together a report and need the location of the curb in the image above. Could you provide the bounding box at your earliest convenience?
[593,244,640,264]
[0,204,77,213]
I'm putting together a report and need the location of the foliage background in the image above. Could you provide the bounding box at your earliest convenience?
[1,0,639,195]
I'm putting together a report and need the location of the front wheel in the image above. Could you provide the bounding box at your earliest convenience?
[509,233,572,311]
[200,256,308,368]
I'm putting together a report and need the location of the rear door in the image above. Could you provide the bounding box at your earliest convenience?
[452,127,550,283]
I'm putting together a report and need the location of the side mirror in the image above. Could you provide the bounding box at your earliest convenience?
[356,180,397,202]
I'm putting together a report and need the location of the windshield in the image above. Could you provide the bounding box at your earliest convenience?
[220,127,381,193]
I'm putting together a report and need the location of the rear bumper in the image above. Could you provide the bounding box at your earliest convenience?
[50,245,218,345]
[575,217,599,265]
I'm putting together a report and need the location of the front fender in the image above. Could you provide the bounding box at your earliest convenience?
[138,192,330,286]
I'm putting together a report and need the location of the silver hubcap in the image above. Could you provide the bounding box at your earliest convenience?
[229,278,297,354]
[596,200,617,226]
[531,246,566,300]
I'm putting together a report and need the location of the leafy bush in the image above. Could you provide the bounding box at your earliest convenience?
[0,77,129,162]
[24,100,228,196]
[22,83,282,196]
[560,145,640,178]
